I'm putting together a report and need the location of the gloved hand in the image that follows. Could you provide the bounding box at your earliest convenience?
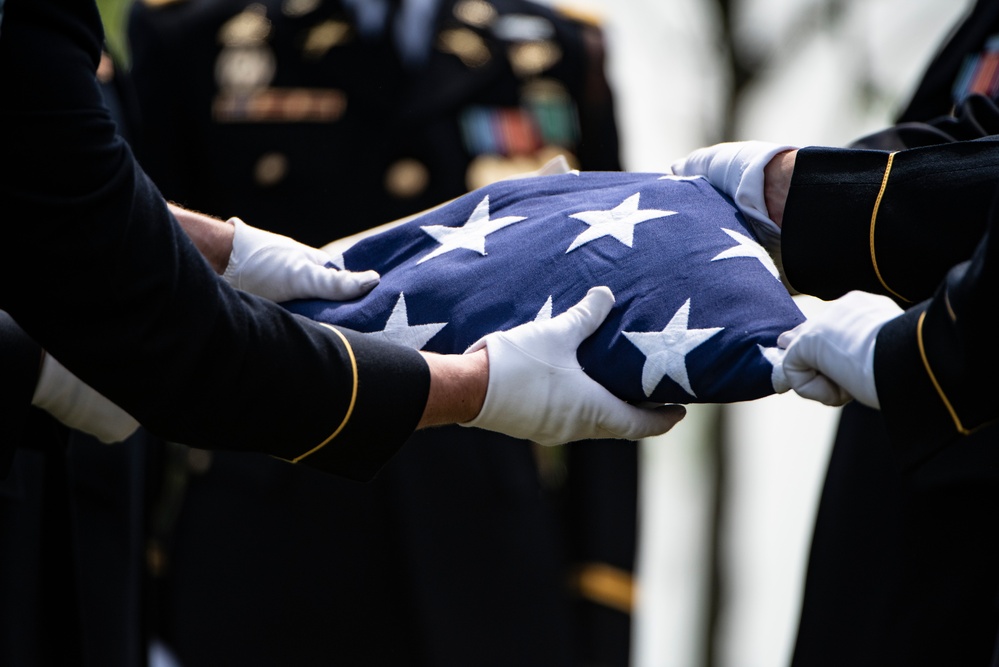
[223,218,380,302]
[461,286,687,445]
[778,291,903,409]
[32,354,140,443]
[670,140,796,254]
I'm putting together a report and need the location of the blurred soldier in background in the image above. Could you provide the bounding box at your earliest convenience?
[127,0,635,664]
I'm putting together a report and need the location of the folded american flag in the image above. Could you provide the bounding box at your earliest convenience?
[285,171,804,404]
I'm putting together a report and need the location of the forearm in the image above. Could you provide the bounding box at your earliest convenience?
[780,141,999,301]
[417,350,488,429]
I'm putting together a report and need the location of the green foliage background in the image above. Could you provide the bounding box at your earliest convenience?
[96,0,133,65]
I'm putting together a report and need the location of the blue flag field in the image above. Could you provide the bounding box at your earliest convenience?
[286,171,805,405]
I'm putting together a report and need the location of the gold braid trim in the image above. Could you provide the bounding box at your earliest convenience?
[292,324,359,462]
[869,151,911,303]
[944,288,957,322]
[916,311,970,435]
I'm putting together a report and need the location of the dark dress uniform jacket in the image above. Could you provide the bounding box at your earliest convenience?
[125,1,631,665]
[783,5,999,654]
[786,139,999,667]
[0,0,430,475]
[0,3,432,665]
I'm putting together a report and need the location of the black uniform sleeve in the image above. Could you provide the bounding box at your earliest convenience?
[873,194,999,468]
[781,139,999,303]
[0,312,42,479]
[0,0,429,481]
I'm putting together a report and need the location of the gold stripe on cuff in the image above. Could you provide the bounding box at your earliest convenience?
[568,562,635,614]
[292,324,359,462]
[944,288,957,322]
[869,151,911,303]
[916,311,970,435]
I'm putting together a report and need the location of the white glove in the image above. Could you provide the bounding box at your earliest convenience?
[461,286,687,445]
[223,218,380,302]
[778,291,903,409]
[32,354,139,443]
[670,140,796,255]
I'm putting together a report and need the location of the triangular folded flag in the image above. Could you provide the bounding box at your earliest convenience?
[285,171,804,404]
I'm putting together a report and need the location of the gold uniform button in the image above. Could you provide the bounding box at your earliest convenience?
[454,0,497,28]
[437,28,492,68]
[255,152,289,186]
[385,158,430,198]
[218,4,272,46]
[508,40,562,78]
[302,20,353,59]
[282,0,319,17]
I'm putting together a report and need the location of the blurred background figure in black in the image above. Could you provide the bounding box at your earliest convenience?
[126,1,637,665]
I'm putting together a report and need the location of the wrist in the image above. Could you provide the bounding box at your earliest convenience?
[763,149,796,228]
[168,203,236,274]
[417,349,488,428]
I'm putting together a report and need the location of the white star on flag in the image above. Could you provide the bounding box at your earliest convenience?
[534,296,554,322]
[658,174,705,182]
[624,298,723,397]
[363,293,447,350]
[758,344,790,393]
[417,195,526,264]
[566,193,676,253]
[711,228,779,279]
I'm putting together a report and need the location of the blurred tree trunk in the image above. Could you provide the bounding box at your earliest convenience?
[702,3,848,666]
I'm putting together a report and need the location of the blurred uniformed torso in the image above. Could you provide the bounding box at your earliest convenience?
[129,1,633,665]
